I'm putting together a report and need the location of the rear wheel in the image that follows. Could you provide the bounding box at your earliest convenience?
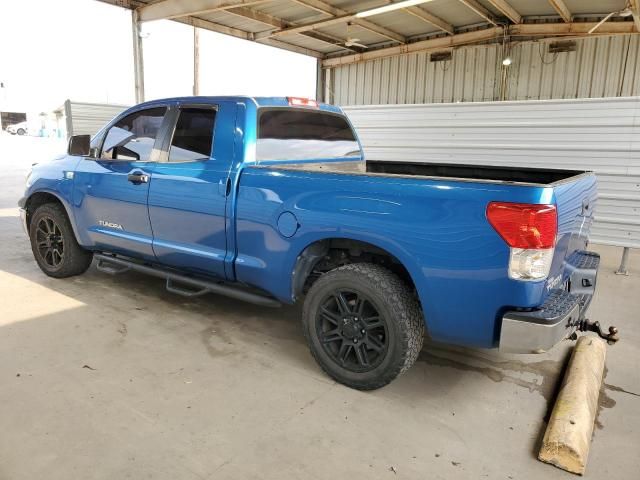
[302,263,424,390]
[29,203,93,278]
[17,128,25,135]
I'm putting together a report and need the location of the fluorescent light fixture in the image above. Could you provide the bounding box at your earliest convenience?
[355,0,434,18]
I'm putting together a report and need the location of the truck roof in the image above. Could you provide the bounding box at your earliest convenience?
[134,96,343,114]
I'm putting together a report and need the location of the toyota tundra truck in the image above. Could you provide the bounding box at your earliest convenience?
[19,96,604,390]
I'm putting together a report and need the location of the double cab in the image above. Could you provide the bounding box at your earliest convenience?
[20,96,600,389]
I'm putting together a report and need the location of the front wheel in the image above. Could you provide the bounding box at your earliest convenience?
[29,203,93,278]
[302,263,424,390]
[17,128,26,135]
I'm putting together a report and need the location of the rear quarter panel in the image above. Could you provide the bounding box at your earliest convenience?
[548,173,598,287]
[235,167,556,348]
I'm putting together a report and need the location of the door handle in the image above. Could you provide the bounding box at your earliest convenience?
[128,171,150,185]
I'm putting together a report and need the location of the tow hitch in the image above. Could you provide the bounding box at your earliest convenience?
[577,319,620,344]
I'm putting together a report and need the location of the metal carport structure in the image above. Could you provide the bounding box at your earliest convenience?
[97,0,640,103]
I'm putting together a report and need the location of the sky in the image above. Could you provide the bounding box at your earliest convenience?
[0,0,317,114]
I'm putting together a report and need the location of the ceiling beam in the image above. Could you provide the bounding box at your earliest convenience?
[457,0,498,26]
[511,22,637,36]
[288,0,406,43]
[323,22,639,68]
[323,27,504,67]
[225,7,360,52]
[404,6,454,35]
[172,15,324,58]
[485,0,521,24]
[138,0,268,22]
[630,0,640,32]
[258,37,326,58]
[548,0,571,23]
[256,14,355,39]
[290,0,341,16]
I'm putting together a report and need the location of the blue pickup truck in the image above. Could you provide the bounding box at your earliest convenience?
[20,96,603,390]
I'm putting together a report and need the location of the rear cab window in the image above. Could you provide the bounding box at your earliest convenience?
[168,107,216,163]
[256,108,361,162]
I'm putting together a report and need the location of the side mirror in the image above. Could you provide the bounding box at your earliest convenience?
[68,134,91,156]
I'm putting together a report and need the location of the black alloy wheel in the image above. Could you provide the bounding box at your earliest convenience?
[316,289,388,373]
[29,203,93,278]
[302,263,425,390]
[34,216,65,269]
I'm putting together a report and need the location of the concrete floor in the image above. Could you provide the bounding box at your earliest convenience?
[0,134,638,480]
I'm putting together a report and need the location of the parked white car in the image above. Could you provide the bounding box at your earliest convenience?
[7,121,28,135]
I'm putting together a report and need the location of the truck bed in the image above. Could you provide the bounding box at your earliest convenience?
[366,161,586,185]
[265,160,588,186]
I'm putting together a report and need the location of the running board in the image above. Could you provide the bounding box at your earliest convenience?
[95,254,281,308]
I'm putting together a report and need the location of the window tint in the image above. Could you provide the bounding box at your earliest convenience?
[256,109,360,161]
[101,107,166,161]
[168,108,216,162]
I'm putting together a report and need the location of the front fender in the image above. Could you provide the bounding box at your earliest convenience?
[21,155,84,244]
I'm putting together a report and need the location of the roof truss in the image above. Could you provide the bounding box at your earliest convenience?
[548,0,571,23]
[225,6,363,52]
[96,0,640,67]
[457,0,498,25]
[281,0,406,44]
[485,0,521,24]
[630,0,640,33]
[405,6,454,35]
[138,0,270,22]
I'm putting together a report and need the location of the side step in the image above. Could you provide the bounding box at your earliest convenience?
[95,254,281,308]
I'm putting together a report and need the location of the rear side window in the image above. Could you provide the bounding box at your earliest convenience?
[168,107,216,162]
[256,109,360,162]
[101,107,166,161]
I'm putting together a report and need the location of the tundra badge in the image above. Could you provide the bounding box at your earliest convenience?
[98,220,124,230]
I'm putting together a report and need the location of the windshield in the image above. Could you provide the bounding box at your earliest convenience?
[256,108,360,162]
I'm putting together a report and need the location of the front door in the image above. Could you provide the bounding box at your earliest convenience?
[148,102,236,279]
[73,106,167,259]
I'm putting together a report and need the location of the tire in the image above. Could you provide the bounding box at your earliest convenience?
[17,128,25,135]
[29,203,93,278]
[302,263,424,390]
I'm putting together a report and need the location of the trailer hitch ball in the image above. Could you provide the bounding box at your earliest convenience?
[578,319,620,345]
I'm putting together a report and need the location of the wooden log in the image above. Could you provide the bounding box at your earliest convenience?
[538,336,607,475]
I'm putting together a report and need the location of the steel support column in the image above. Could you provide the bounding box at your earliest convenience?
[193,27,200,96]
[132,10,145,103]
[315,59,324,102]
[615,247,631,275]
[324,68,332,104]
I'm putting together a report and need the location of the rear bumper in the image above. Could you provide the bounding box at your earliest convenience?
[499,250,599,353]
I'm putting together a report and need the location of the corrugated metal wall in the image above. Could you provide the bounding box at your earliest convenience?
[64,100,129,138]
[330,35,640,105]
[343,97,640,249]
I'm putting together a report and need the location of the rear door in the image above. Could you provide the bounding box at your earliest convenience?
[147,101,236,279]
[73,106,168,259]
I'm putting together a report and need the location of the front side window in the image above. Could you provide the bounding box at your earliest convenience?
[101,107,166,161]
[256,109,360,162]
[168,107,216,162]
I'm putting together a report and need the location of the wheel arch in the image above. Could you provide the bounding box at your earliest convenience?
[23,191,80,241]
[291,236,424,315]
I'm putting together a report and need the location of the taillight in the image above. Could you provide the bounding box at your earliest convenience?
[287,97,318,108]
[487,202,557,281]
[486,202,557,249]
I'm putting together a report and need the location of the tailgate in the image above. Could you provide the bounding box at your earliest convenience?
[547,173,598,291]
